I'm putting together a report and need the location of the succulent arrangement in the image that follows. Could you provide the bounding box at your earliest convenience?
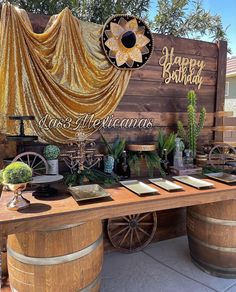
[177,90,206,158]
[2,162,32,184]
[43,145,60,160]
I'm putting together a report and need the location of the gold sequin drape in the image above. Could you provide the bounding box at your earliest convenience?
[0,4,131,143]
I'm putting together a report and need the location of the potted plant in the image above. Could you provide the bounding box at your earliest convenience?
[156,130,177,171]
[43,145,60,174]
[1,162,32,210]
[101,134,126,174]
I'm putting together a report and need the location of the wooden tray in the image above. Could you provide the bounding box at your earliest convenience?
[68,184,111,201]
[149,178,183,192]
[170,166,202,176]
[126,144,156,152]
[205,172,236,184]
[120,180,159,196]
[172,176,214,189]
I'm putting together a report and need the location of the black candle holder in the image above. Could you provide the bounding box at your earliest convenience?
[7,116,38,142]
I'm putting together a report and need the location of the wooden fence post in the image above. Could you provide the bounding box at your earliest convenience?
[214,40,227,142]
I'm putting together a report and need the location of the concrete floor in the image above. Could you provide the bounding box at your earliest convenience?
[101,236,236,292]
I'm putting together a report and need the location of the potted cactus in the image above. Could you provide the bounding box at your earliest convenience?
[1,162,32,210]
[177,90,206,158]
[43,145,60,174]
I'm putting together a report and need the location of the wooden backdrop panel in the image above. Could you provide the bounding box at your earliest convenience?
[113,33,226,146]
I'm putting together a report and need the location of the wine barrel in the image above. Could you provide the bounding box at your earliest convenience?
[187,200,236,278]
[7,220,103,292]
[1,250,8,280]
[195,154,208,167]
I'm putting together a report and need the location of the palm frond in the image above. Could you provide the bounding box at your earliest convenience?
[112,138,126,160]
[100,133,112,154]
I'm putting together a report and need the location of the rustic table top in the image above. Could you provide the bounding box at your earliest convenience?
[0,178,236,240]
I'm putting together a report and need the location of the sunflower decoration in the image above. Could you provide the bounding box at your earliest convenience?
[102,15,154,70]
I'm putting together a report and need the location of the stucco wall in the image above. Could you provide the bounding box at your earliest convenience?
[225,76,236,116]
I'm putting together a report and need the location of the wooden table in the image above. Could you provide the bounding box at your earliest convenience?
[1,179,236,290]
[1,179,236,240]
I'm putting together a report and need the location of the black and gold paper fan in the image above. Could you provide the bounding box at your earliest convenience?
[102,15,154,70]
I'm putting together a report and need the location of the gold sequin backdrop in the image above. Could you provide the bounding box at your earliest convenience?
[0,4,131,143]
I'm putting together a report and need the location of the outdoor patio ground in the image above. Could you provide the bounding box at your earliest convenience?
[101,236,236,292]
[3,236,236,292]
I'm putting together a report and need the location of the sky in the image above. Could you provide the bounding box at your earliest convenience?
[149,0,236,56]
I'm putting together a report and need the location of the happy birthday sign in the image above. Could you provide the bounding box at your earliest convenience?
[159,46,205,89]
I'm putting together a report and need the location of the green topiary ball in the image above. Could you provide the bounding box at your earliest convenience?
[3,162,32,184]
[43,145,60,160]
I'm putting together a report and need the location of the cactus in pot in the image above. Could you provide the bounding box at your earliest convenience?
[43,145,60,174]
[177,90,206,158]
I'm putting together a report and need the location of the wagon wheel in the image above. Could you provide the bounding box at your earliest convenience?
[107,212,157,253]
[209,144,236,170]
[13,152,49,176]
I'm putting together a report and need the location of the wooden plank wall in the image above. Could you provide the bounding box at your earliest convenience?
[104,34,225,148]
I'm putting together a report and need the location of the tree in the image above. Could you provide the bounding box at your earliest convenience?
[92,0,150,24]
[152,0,229,45]
[2,0,78,15]
[4,0,150,24]
[1,0,229,48]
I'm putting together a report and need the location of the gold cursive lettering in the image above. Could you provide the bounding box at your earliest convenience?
[159,46,205,89]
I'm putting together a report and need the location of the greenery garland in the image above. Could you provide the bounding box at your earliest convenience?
[127,151,166,177]
[64,168,118,187]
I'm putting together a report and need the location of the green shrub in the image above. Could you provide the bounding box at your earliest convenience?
[3,162,32,184]
[0,169,3,184]
[43,145,60,160]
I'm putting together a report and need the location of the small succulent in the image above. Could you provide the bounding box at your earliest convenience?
[3,162,32,184]
[43,145,60,160]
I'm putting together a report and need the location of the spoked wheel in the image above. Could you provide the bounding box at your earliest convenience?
[107,212,157,253]
[12,152,49,176]
[209,144,236,170]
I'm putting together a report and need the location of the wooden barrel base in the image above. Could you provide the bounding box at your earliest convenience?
[190,253,236,279]
[187,200,236,279]
[7,220,103,292]
[1,251,8,281]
